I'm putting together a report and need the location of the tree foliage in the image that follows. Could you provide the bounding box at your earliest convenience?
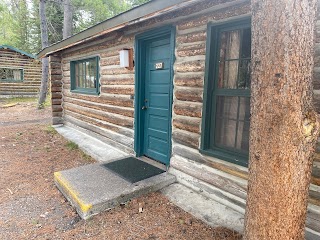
[0,1,23,50]
[46,0,64,43]
[72,0,129,33]
[0,0,151,54]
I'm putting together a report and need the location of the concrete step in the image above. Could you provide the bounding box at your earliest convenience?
[54,161,176,219]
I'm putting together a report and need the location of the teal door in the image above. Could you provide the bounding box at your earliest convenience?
[138,33,173,165]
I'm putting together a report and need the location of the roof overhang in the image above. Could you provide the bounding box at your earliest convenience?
[0,45,36,59]
[37,0,200,58]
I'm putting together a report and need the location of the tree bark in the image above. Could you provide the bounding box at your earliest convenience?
[38,0,49,107]
[62,0,73,39]
[244,1,319,239]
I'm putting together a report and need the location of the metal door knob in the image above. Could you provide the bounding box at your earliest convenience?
[141,106,147,110]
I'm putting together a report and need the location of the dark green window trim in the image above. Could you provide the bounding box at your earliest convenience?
[0,68,24,82]
[201,18,251,167]
[70,56,100,95]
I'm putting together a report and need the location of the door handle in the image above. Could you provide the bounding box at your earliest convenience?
[141,106,148,110]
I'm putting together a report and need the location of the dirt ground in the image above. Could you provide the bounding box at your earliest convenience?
[0,99,242,240]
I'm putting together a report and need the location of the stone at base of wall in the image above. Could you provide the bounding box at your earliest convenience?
[161,183,245,233]
[54,123,128,162]
[168,167,320,239]
[169,167,246,214]
[52,117,63,125]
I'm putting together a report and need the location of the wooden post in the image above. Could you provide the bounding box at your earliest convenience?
[49,55,63,125]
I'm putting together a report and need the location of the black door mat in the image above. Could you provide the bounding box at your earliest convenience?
[103,157,165,183]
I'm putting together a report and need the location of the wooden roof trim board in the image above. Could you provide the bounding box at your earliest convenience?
[0,45,36,59]
[37,0,201,58]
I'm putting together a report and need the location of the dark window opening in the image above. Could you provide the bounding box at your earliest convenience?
[0,68,23,82]
[70,56,100,95]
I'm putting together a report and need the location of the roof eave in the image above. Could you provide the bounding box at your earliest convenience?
[0,45,36,59]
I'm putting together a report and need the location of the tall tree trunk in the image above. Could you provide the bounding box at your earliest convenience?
[244,1,319,239]
[38,0,49,107]
[17,0,29,51]
[62,0,72,39]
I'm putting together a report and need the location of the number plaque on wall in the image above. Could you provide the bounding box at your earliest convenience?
[155,62,164,69]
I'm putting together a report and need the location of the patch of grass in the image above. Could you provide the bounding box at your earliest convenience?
[38,94,52,109]
[81,152,92,161]
[5,97,37,105]
[66,141,79,150]
[44,146,51,152]
[45,126,57,135]
[179,219,184,224]
[15,132,23,140]
[31,219,39,225]
[43,98,51,108]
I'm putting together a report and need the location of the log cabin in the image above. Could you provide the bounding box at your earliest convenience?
[0,45,41,98]
[37,0,320,236]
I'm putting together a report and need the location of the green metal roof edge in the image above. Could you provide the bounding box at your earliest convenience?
[0,45,36,59]
[37,0,194,58]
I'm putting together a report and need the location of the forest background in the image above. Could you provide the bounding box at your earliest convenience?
[0,0,149,55]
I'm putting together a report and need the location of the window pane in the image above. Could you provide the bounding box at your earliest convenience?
[87,60,96,88]
[214,96,250,153]
[218,29,252,89]
[3,69,14,79]
[0,69,5,79]
[215,118,237,149]
[75,64,79,87]
[77,63,85,88]
[13,70,21,80]
[236,120,250,152]
[85,61,90,88]
[238,97,250,121]
[218,30,241,89]
[219,60,238,89]
[82,62,86,88]
[92,60,97,88]
[220,30,240,60]
[241,28,251,58]
[215,96,239,149]
[238,60,251,89]
[216,96,238,120]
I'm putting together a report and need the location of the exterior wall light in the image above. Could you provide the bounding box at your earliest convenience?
[119,48,134,70]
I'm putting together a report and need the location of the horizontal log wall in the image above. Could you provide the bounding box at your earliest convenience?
[60,31,135,153]
[0,49,41,97]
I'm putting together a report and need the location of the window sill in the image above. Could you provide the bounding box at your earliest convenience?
[71,89,99,96]
[0,80,23,82]
[199,148,248,167]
